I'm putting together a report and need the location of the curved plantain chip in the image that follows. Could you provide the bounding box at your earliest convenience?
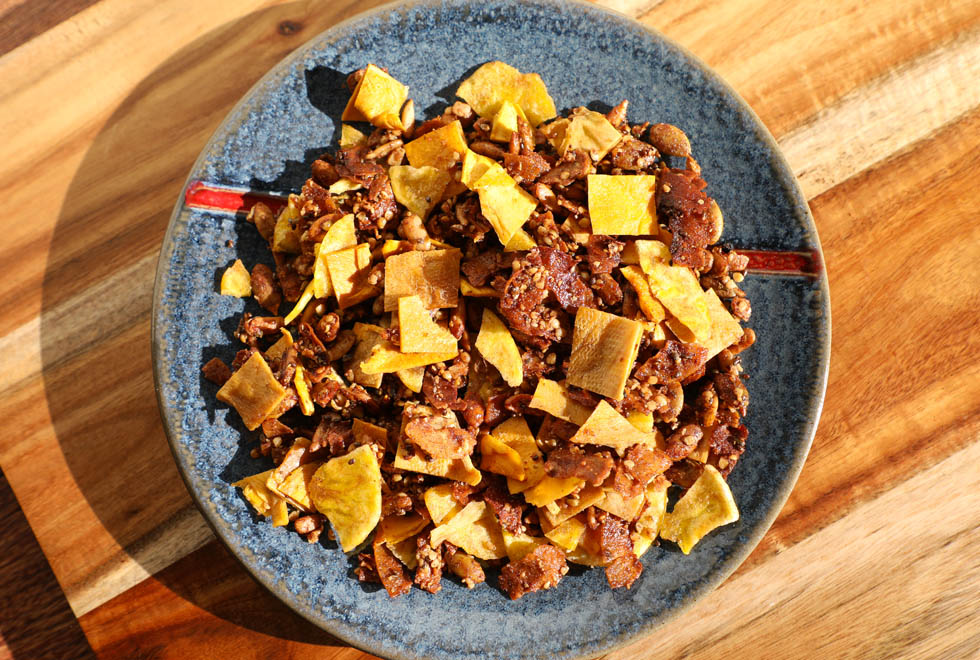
[309,444,383,552]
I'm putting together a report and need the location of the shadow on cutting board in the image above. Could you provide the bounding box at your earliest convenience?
[39,0,388,653]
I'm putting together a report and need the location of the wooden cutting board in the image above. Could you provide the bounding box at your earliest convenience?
[1,0,978,657]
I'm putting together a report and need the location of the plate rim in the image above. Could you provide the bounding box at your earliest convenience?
[151,0,831,657]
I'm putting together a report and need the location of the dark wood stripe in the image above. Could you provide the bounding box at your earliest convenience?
[0,469,95,660]
[0,0,102,57]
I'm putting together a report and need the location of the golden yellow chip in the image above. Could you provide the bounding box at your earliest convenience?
[477,180,539,246]
[587,174,658,236]
[543,515,586,551]
[359,335,457,375]
[660,466,739,554]
[342,64,408,129]
[632,533,654,558]
[596,489,645,521]
[489,99,528,142]
[345,323,383,388]
[340,123,367,148]
[398,295,457,354]
[220,259,251,297]
[352,418,389,450]
[558,110,623,161]
[528,378,594,426]
[537,486,605,529]
[383,248,461,311]
[523,476,584,507]
[488,417,544,493]
[501,530,546,562]
[394,436,482,485]
[475,308,523,387]
[570,400,659,455]
[387,536,419,569]
[389,165,452,219]
[326,243,376,309]
[378,511,431,545]
[233,469,278,516]
[293,365,314,416]
[272,203,301,253]
[313,214,358,298]
[460,278,500,298]
[404,120,468,170]
[265,328,293,361]
[460,149,503,189]
[424,483,463,525]
[564,545,606,567]
[540,117,569,151]
[645,260,712,343]
[700,289,745,359]
[277,462,320,512]
[270,497,289,527]
[635,239,672,273]
[626,410,654,434]
[430,501,507,560]
[282,280,314,326]
[216,352,287,430]
[456,61,557,126]
[566,307,644,400]
[328,178,364,195]
[503,228,537,252]
[480,433,525,480]
[396,366,425,393]
[309,444,383,552]
[620,265,667,323]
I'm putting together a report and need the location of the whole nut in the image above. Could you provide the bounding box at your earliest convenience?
[648,123,691,157]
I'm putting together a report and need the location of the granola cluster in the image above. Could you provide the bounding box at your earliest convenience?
[210,62,753,600]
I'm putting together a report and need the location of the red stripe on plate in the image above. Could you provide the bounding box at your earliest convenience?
[182,180,823,277]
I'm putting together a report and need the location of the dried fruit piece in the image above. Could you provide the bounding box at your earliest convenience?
[480,433,525,480]
[644,260,712,343]
[700,288,744,359]
[424,483,463,525]
[567,307,644,400]
[460,149,504,189]
[460,278,500,297]
[386,536,419,569]
[312,214,358,298]
[398,295,457,353]
[384,248,461,311]
[456,61,557,126]
[660,465,739,554]
[310,444,383,552]
[543,515,586,551]
[475,308,523,387]
[272,203,301,253]
[490,99,528,142]
[342,64,409,129]
[264,328,293,360]
[528,379,594,426]
[220,259,252,297]
[216,352,287,430]
[501,530,546,562]
[620,265,666,323]
[558,110,623,161]
[404,120,468,170]
[634,476,670,540]
[326,243,376,309]
[570,400,658,455]
[429,501,507,560]
[339,123,367,148]
[587,174,658,236]
[389,165,452,219]
[596,489,645,521]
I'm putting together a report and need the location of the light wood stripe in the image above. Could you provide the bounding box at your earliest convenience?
[779,29,980,199]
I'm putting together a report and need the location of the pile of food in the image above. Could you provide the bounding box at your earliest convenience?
[205,62,754,600]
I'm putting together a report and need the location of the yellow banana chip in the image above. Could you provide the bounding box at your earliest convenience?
[429,501,507,560]
[313,214,358,299]
[620,265,666,323]
[700,288,745,359]
[660,465,739,554]
[543,515,586,551]
[501,530,546,562]
[528,378,594,426]
[378,510,431,545]
[490,99,528,142]
[523,475,583,507]
[389,165,452,219]
[220,259,251,297]
[404,120,468,170]
[566,307,644,400]
[342,63,408,129]
[644,260,712,343]
[456,61,557,126]
[340,123,367,148]
[394,436,482,485]
[349,323,385,388]
[487,417,544,494]
[635,476,670,540]
[423,483,463,525]
[384,248,461,311]
[309,444,383,552]
[587,174,658,236]
[479,433,525,481]
[232,469,278,517]
[537,486,604,529]
[570,400,659,455]
[558,110,623,161]
[461,149,505,189]
[398,295,457,353]
[277,462,321,512]
[475,308,523,387]
[216,352,287,430]
[326,243,377,309]
[476,177,538,246]
[395,366,425,393]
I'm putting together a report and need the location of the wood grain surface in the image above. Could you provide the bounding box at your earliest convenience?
[0,0,978,658]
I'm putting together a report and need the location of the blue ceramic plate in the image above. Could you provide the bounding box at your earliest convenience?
[152,1,830,658]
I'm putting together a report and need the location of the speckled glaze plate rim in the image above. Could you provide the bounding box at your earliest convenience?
[151,1,830,658]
